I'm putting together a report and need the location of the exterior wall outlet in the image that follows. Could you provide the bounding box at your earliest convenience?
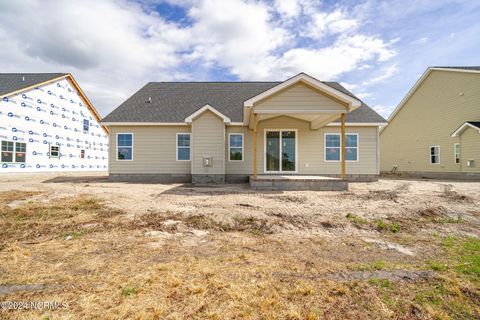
[203,156,213,167]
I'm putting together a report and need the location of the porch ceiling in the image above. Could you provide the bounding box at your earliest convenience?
[248,111,343,130]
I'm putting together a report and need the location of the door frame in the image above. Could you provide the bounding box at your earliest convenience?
[263,128,298,174]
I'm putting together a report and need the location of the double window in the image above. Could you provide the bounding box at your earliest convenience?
[430,146,440,164]
[117,133,133,160]
[50,145,60,158]
[324,133,358,162]
[176,133,190,161]
[1,141,26,163]
[83,119,89,132]
[229,133,243,161]
[454,143,460,164]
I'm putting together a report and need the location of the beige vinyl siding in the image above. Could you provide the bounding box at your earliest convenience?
[225,126,253,174]
[225,116,378,175]
[254,82,347,112]
[191,110,225,175]
[381,70,480,173]
[460,127,480,172]
[109,125,191,174]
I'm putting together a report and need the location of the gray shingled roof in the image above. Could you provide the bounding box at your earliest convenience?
[467,121,480,128]
[103,81,386,124]
[432,66,480,71]
[0,73,67,96]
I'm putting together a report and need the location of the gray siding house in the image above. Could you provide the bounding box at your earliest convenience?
[102,73,386,186]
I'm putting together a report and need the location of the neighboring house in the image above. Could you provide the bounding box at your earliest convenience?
[102,73,386,185]
[380,66,480,179]
[0,73,108,173]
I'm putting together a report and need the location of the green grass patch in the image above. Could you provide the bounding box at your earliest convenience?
[121,286,137,297]
[346,213,368,225]
[368,278,393,289]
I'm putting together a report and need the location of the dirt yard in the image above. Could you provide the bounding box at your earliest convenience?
[0,173,479,319]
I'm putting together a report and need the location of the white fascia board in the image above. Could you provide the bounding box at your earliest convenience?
[243,73,361,109]
[430,67,480,74]
[103,122,189,126]
[184,104,231,124]
[326,122,387,127]
[451,122,480,137]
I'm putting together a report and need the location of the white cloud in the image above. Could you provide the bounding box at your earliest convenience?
[362,64,398,86]
[372,104,395,118]
[274,0,302,18]
[0,0,397,115]
[305,9,359,39]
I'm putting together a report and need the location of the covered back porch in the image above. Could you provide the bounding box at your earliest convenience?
[241,74,362,190]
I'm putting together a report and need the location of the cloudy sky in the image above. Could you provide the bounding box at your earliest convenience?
[1,0,479,118]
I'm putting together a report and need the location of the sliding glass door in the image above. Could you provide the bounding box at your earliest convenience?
[265,130,297,173]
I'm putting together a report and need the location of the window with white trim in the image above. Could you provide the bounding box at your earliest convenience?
[345,134,358,161]
[117,133,133,160]
[454,143,460,164]
[325,133,358,161]
[50,145,60,158]
[1,141,14,162]
[15,142,26,163]
[430,146,440,164]
[229,133,243,161]
[176,133,190,161]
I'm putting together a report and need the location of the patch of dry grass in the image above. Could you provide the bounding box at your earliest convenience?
[0,191,479,319]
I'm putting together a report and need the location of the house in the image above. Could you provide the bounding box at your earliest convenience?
[380,66,480,179]
[0,73,108,173]
[102,73,386,189]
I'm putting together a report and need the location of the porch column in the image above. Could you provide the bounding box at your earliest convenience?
[341,112,346,179]
[253,113,258,178]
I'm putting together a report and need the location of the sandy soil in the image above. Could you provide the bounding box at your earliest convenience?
[1,173,479,257]
[0,173,479,318]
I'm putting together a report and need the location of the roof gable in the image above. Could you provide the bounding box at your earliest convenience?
[384,66,480,127]
[244,73,361,110]
[0,73,67,97]
[451,121,480,137]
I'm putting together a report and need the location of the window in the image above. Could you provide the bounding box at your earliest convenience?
[229,133,243,161]
[430,146,440,164]
[15,142,26,163]
[1,141,14,162]
[80,149,85,159]
[454,143,460,164]
[50,145,60,158]
[325,134,341,161]
[325,133,358,162]
[83,119,89,132]
[345,134,358,161]
[176,133,190,161]
[117,133,133,160]
[1,141,27,163]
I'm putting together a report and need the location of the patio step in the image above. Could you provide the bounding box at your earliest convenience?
[249,175,348,191]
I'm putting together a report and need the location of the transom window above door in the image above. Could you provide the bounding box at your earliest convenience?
[265,130,297,173]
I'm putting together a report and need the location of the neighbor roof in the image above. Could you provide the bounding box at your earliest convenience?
[0,73,108,134]
[451,121,480,137]
[103,81,386,124]
[0,73,67,97]
[432,66,480,71]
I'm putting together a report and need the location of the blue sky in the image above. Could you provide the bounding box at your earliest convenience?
[0,0,479,118]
